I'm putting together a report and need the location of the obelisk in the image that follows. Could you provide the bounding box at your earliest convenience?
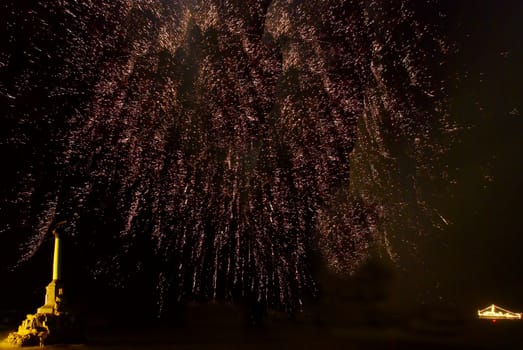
[37,222,65,315]
[52,228,61,281]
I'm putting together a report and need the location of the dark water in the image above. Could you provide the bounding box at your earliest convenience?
[1,0,522,325]
[2,303,523,350]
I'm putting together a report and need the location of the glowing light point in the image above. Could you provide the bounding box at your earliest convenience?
[477,304,522,320]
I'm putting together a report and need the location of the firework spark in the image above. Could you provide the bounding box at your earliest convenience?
[0,0,453,313]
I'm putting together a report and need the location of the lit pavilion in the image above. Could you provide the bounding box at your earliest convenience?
[477,304,522,320]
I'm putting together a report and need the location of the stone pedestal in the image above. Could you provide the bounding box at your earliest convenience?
[37,280,63,315]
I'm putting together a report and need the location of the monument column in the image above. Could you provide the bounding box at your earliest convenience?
[52,230,61,281]
[37,222,66,315]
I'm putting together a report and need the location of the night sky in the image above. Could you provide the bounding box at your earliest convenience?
[409,0,523,311]
[1,0,523,330]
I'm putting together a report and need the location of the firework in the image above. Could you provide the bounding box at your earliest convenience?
[0,0,452,313]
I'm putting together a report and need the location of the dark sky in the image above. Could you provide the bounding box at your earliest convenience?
[402,0,523,311]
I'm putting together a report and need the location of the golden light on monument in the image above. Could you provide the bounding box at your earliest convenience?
[477,304,522,320]
[3,221,83,347]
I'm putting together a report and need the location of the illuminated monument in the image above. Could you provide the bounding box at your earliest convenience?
[37,222,64,315]
[5,221,82,347]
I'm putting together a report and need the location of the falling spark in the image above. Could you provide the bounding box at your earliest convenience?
[0,0,455,313]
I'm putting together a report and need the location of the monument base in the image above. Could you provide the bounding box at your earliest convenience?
[36,280,63,315]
